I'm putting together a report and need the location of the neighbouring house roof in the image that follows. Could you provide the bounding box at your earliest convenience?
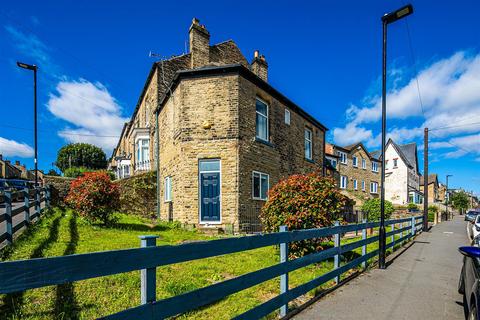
[420,174,439,186]
[110,122,130,160]
[330,141,380,161]
[156,63,328,131]
[371,139,419,172]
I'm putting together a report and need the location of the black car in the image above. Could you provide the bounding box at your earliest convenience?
[466,211,480,222]
[459,246,480,319]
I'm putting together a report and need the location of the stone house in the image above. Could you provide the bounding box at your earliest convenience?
[325,142,381,208]
[438,183,447,204]
[109,19,327,232]
[13,161,35,181]
[372,139,422,205]
[420,174,440,203]
[0,155,22,179]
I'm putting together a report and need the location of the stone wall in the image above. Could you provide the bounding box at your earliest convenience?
[237,76,325,229]
[43,175,74,206]
[114,171,157,219]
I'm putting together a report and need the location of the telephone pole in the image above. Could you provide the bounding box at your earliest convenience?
[423,128,428,231]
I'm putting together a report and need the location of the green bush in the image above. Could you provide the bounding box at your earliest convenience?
[428,205,438,222]
[116,171,157,218]
[64,166,90,178]
[66,172,120,225]
[260,172,348,258]
[407,203,419,211]
[361,198,395,221]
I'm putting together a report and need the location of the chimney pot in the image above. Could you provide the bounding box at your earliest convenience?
[254,50,259,58]
[15,160,20,166]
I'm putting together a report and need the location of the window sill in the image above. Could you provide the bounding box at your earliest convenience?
[252,197,267,201]
[305,158,315,164]
[164,200,172,203]
[255,137,274,148]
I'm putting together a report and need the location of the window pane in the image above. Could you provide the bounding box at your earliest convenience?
[199,160,220,172]
[256,99,267,116]
[253,173,260,198]
[256,114,268,140]
[305,140,311,159]
[285,109,290,125]
[261,174,268,199]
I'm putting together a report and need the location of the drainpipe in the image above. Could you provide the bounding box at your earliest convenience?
[156,108,160,220]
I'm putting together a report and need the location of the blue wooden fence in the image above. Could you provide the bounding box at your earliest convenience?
[0,186,50,248]
[0,214,424,319]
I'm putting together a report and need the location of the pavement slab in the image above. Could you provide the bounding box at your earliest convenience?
[294,215,468,320]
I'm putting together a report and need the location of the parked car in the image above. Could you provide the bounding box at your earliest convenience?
[466,210,480,222]
[459,246,480,319]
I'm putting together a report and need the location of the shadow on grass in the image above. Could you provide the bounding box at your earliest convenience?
[54,213,80,319]
[0,211,63,318]
[107,222,172,232]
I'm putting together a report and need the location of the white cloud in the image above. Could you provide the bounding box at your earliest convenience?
[333,51,480,160]
[47,80,128,152]
[5,25,60,76]
[0,137,34,158]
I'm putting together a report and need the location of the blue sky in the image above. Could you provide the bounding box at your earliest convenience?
[1,1,479,194]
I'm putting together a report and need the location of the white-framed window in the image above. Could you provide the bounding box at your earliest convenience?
[137,138,150,163]
[327,157,337,168]
[393,158,398,168]
[255,98,269,141]
[164,176,172,202]
[353,179,358,190]
[285,109,291,125]
[370,182,378,194]
[145,104,150,127]
[362,158,366,169]
[362,180,366,191]
[304,128,312,160]
[252,171,269,200]
[352,156,358,167]
[338,151,347,164]
[372,161,379,172]
[385,160,389,170]
[340,175,348,189]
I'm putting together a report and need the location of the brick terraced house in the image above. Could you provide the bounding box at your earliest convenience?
[109,19,327,232]
[325,142,381,208]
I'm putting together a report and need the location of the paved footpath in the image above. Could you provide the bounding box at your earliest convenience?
[295,215,468,320]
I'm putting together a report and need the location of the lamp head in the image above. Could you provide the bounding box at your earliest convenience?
[382,4,413,24]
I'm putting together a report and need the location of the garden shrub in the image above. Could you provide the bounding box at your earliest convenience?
[66,172,120,225]
[260,172,348,258]
[361,198,395,221]
[407,203,419,211]
[64,166,90,178]
[428,205,438,222]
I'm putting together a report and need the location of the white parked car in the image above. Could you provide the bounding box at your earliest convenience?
[469,215,480,242]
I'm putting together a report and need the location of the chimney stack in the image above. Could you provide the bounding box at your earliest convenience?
[251,50,268,82]
[0,154,2,160]
[189,18,210,69]
[15,160,20,166]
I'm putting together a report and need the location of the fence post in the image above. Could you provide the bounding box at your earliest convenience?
[5,191,12,245]
[362,219,367,269]
[35,187,40,217]
[411,216,415,239]
[23,187,30,224]
[279,225,289,318]
[390,223,395,250]
[139,235,159,304]
[334,220,340,284]
[45,185,51,208]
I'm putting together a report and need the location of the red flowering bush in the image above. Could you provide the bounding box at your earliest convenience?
[260,172,348,258]
[66,172,120,225]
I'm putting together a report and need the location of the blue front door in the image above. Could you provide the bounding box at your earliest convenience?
[199,160,220,222]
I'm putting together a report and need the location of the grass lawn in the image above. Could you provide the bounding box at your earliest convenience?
[0,208,408,320]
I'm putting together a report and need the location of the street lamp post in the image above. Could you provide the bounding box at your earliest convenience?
[446,174,452,219]
[379,4,413,269]
[17,62,38,187]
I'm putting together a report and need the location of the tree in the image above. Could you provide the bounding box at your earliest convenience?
[66,172,119,225]
[56,143,107,173]
[361,198,395,221]
[46,169,60,176]
[450,191,469,212]
[260,172,348,258]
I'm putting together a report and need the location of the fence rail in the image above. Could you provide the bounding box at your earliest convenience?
[0,214,423,319]
[0,186,50,248]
